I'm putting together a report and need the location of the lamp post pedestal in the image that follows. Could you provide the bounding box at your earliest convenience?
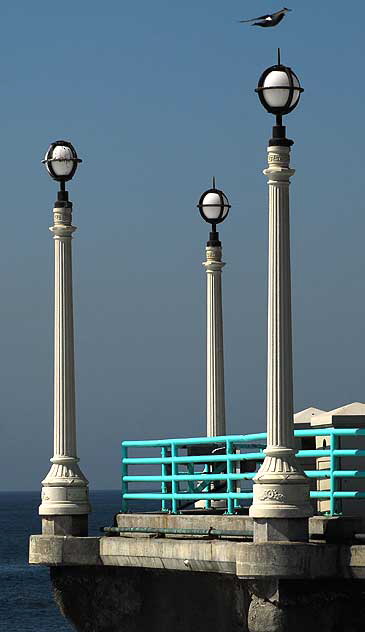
[249,144,312,542]
[39,203,90,536]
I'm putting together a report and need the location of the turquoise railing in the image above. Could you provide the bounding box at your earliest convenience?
[121,428,365,516]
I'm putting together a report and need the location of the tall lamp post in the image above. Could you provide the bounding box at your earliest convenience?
[39,141,91,536]
[249,52,313,542]
[198,180,230,437]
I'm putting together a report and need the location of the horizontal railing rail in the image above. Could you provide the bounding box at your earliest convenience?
[121,428,365,516]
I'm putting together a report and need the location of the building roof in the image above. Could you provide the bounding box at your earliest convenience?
[294,407,326,426]
[310,402,365,427]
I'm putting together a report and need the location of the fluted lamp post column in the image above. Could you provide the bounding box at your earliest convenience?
[249,51,313,542]
[198,179,230,437]
[39,141,91,536]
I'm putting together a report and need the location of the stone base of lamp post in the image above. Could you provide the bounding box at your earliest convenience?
[253,517,308,542]
[40,457,90,536]
[251,476,311,543]
[41,515,88,537]
[250,449,312,542]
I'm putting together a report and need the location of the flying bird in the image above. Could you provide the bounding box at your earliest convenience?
[238,7,291,27]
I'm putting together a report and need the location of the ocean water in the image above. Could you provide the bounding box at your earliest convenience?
[0,490,127,632]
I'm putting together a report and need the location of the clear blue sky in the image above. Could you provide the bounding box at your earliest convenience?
[1,0,365,490]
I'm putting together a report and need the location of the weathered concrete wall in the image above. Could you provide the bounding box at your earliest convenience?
[50,566,249,632]
[50,567,365,632]
[247,578,365,632]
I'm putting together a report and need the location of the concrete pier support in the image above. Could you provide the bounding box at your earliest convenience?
[203,245,226,437]
[247,578,365,632]
[39,201,90,535]
[30,515,365,632]
[50,567,248,632]
[47,567,365,632]
[250,143,312,541]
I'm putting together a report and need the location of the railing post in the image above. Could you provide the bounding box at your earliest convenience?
[234,444,240,510]
[204,463,211,509]
[121,444,128,513]
[226,439,234,514]
[171,443,178,514]
[161,447,168,513]
[330,433,339,516]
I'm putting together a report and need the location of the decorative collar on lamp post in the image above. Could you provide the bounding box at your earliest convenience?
[255,49,304,146]
[197,178,231,246]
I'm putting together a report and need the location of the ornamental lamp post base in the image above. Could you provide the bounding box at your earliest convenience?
[39,481,90,535]
[249,452,312,542]
[250,470,312,542]
[39,458,91,536]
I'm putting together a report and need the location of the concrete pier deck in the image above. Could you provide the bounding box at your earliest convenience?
[29,533,365,579]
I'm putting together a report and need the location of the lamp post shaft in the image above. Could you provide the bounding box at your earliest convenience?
[53,220,77,458]
[266,146,294,449]
[249,144,312,541]
[203,245,226,437]
[39,203,90,536]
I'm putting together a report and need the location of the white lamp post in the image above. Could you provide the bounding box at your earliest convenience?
[198,180,230,437]
[249,52,313,542]
[39,141,91,536]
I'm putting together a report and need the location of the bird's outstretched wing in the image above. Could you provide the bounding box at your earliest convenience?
[238,13,271,23]
[271,8,288,18]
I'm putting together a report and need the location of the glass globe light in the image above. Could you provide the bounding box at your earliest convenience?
[256,63,303,115]
[198,186,230,225]
[42,140,82,182]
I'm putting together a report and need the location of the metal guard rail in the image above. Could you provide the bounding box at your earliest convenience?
[121,428,365,515]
